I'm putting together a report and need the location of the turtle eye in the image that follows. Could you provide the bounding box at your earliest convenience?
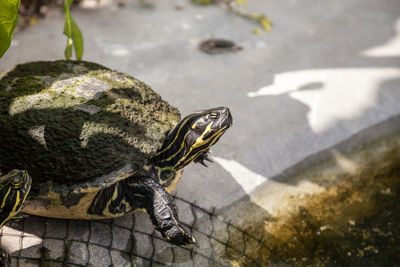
[209,112,220,119]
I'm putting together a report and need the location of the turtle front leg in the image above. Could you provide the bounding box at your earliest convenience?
[129,177,198,247]
[88,176,198,247]
[0,249,10,267]
[4,212,29,227]
[194,149,213,167]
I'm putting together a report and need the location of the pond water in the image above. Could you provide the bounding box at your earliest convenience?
[222,165,400,266]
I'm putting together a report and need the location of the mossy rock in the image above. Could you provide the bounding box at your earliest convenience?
[0,60,180,197]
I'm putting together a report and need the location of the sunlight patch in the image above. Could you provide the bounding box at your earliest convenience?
[362,18,400,57]
[1,226,42,254]
[247,68,400,133]
[214,156,267,194]
[28,125,47,150]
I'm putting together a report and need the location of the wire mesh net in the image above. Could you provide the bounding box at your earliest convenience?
[0,196,269,266]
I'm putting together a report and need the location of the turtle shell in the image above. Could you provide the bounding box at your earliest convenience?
[0,60,181,202]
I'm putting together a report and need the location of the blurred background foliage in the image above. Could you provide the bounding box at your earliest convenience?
[0,0,20,58]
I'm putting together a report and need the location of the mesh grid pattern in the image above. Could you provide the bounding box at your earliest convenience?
[0,196,268,266]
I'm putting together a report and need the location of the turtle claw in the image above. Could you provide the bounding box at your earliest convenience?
[192,237,200,248]
[194,149,213,167]
[199,161,208,167]
[163,225,198,247]
[205,157,213,163]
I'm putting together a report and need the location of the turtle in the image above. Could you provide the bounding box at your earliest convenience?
[0,170,32,266]
[0,60,232,246]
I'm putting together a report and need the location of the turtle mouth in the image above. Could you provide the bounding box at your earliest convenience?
[221,107,233,129]
[211,107,232,130]
[193,106,232,131]
[203,108,232,140]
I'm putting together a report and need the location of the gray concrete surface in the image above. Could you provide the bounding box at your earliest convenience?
[0,0,400,265]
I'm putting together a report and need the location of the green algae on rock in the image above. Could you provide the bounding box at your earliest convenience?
[0,60,180,185]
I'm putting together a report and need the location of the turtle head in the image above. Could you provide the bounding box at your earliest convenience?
[0,170,32,227]
[188,106,233,142]
[181,107,232,166]
[153,107,232,181]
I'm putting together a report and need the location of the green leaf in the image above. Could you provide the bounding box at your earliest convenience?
[0,0,20,59]
[259,16,272,32]
[235,0,248,6]
[252,28,262,35]
[63,0,84,60]
[191,0,213,5]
